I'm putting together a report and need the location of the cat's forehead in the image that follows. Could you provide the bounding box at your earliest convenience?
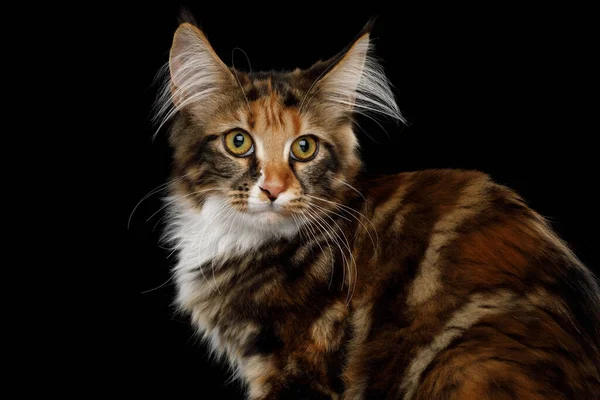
[240,80,304,140]
[238,70,306,107]
[224,66,340,136]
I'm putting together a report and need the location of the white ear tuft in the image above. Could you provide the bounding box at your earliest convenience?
[153,23,233,133]
[316,34,404,124]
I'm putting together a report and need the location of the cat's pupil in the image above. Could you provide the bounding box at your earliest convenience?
[299,139,309,153]
[233,134,244,148]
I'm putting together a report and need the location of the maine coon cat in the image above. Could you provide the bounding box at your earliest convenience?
[155,18,600,399]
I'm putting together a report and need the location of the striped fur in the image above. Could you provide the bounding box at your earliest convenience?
[158,21,600,399]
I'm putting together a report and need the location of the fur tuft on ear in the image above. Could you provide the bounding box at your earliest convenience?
[153,23,234,133]
[178,7,198,26]
[311,30,404,124]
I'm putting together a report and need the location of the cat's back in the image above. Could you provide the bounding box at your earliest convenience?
[347,169,600,399]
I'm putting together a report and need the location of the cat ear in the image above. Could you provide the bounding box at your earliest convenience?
[168,23,234,102]
[311,23,404,123]
[154,23,234,129]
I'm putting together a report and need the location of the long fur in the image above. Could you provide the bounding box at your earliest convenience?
[317,36,405,124]
[153,20,600,399]
[153,24,231,134]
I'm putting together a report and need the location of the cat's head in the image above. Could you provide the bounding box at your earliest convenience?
[156,21,402,237]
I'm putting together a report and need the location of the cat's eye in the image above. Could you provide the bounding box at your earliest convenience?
[224,130,254,157]
[290,136,319,162]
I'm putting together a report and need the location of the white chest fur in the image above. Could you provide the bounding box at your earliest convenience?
[169,196,266,272]
[166,195,299,310]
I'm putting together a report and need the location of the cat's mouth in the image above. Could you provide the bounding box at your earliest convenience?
[247,201,296,219]
[253,202,288,214]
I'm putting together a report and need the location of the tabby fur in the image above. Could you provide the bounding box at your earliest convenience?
[157,20,600,399]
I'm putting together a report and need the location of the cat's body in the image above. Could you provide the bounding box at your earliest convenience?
[158,20,600,399]
[169,169,600,399]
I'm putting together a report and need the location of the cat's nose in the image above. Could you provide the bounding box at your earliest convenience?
[259,180,286,202]
[259,164,292,202]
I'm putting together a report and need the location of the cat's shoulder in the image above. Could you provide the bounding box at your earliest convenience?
[365,168,524,212]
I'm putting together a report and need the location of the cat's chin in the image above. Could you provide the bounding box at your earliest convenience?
[244,209,293,227]
[237,208,299,238]
[253,209,286,221]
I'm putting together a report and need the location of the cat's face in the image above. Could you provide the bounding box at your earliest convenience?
[158,23,401,236]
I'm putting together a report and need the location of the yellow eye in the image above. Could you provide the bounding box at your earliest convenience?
[290,136,319,161]
[224,130,254,157]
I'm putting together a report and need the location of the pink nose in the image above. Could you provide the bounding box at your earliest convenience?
[259,179,286,201]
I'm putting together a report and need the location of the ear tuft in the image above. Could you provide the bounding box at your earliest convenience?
[153,23,233,133]
[309,23,404,124]
[358,17,377,36]
[178,7,198,26]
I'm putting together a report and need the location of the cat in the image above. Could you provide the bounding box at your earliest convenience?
[154,18,600,399]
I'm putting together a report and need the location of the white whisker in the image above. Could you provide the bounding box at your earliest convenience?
[141,275,175,294]
[305,207,349,293]
[306,194,379,254]
[231,47,252,113]
[300,212,336,288]
[147,188,220,225]
[291,214,308,245]
[308,201,352,223]
[332,176,367,202]
[307,204,357,303]
[128,177,183,229]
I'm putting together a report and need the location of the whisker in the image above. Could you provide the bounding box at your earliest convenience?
[147,188,219,223]
[306,205,357,303]
[128,177,183,229]
[231,47,252,114]
[299,212,336,289]
[152,213,169,232]
[291,214,309,246]
[307,201,352,223]
[306,194,379,252]
[304,207,349,293]
[310,208,352,299]
[141,275,175,294]
[331,176,367,202]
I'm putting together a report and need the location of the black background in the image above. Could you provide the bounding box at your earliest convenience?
[105,2,597,397]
